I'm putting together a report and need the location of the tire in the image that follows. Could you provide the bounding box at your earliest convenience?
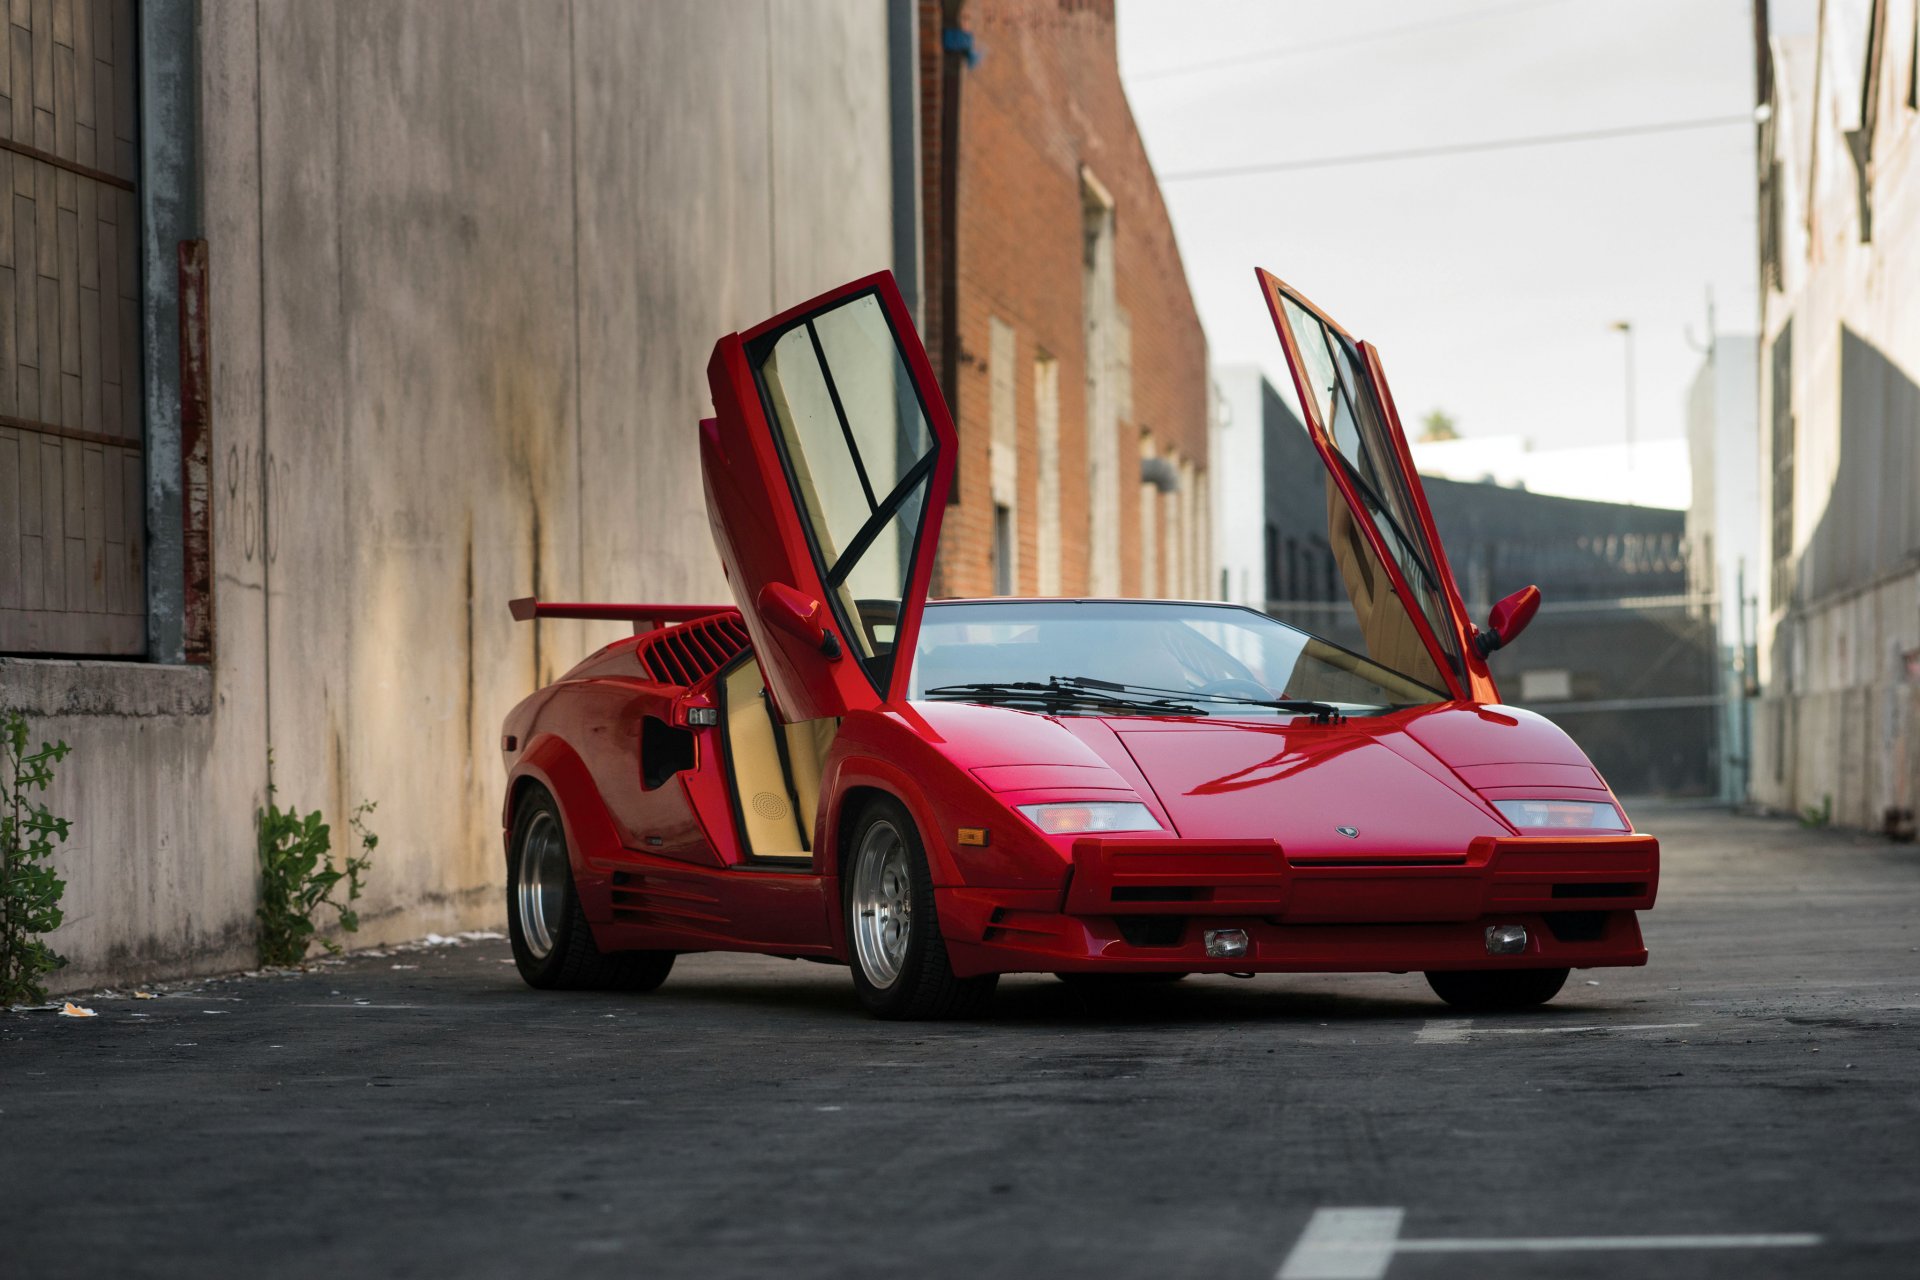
[843,796,998,1020]
[507,786,675,992]
[1424,966,1569,1011]
[1054,972,1189,987]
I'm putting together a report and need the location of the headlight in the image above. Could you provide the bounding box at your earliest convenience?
[1493,799,1627,831]
[1016,801,1162,835]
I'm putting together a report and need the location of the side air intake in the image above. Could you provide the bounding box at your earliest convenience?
[636,611,751,687]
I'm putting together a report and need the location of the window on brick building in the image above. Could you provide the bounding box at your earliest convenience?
[992,502,1013,596]
[1081,168,1120,595]
[989,316,1018,595]
[1033,353,1061,594]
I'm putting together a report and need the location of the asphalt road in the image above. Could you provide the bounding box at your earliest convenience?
[4,803,1917,1279]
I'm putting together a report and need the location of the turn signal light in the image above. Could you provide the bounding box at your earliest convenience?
[1493,799,1627,831]
[1015,801,1160,835]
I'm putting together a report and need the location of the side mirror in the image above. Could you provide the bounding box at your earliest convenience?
[756,582,842,660]
[1474,585,1541,658]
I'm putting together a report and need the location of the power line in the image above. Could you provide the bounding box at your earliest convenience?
[1157,113,1753,183]
[1127,0,1576,84]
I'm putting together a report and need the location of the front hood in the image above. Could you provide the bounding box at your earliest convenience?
[1111,707,1575,857]
[900,699,1606,856]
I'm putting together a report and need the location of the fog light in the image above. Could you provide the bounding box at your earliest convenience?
[1204,928,1250,959]
[1485,924,1529,956]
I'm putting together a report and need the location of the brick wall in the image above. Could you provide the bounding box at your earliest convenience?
[921,0,1209,599]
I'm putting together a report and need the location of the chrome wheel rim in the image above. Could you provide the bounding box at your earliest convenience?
[850,820,913,989]
[516,811,569,960]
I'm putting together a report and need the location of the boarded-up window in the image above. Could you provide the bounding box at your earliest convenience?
[0,0,143,655]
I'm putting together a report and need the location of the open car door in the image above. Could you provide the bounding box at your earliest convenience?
[702,271,954,721]
[1256,269,1493,702]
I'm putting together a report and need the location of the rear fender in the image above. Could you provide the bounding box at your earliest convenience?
[507,733,623,922]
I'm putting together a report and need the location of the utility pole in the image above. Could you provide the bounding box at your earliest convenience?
[1611,320,1636,496]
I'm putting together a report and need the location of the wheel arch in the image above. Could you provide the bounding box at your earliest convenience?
[504,732,625,890]
[822,770,957,884]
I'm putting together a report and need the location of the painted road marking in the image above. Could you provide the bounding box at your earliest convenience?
[1484,1021,1700,1036]
[1276,1208,1404,1280]
[1397,1233,1825,1253]
[1414,1020,1699,1043]
[1414,1020,1471,1044]
[1276,1208,1821,1279]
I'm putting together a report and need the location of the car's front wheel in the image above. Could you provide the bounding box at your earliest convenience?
[1424,966,1568,1010]
[844,796,997,1020]
[507,786,675,991]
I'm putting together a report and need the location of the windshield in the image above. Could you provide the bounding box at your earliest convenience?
[909,601,1445,715]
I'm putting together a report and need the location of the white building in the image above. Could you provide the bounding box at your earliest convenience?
[1685,334,1763,641]
[1210,365,1270,607]
[1752,0,1920,829]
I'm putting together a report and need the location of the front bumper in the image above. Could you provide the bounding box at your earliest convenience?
[938,832,1657,976]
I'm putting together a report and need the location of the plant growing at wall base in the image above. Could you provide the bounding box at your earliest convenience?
[1800,793,1833,829]
[256,776,376,967]
[1,711,72,1006]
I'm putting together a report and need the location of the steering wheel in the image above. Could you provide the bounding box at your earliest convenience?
[1195,677,1273,701]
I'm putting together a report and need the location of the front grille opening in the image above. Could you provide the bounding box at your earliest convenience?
[1544,911,1611,942]
[1115,916,1186,948]
[1552,882,1646,899]
[1111,886,1203,903]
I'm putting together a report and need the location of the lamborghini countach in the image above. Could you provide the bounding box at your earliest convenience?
[499,269,1657,1019]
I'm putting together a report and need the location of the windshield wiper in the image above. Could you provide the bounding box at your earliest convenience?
[922,677,1213,717]
[1055,677,1348,724]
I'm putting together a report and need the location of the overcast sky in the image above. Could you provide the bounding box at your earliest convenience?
[1115,0,1768,453]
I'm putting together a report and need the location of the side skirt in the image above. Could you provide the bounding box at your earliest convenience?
[583,847,836,957]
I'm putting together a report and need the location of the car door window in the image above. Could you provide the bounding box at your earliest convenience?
[1275,295,1463,682]
[752,291,939,692]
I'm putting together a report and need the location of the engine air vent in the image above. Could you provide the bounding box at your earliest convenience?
[636,611,751,687]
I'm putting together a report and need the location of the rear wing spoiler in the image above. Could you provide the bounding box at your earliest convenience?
[507,598,735,635]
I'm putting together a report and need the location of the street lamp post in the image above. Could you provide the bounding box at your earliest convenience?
[1611,319,1636,500]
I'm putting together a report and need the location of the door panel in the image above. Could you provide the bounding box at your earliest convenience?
[703,272,955,721]
[1257,269,1478,698]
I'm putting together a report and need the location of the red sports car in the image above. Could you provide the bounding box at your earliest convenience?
[499,270,1657,1019]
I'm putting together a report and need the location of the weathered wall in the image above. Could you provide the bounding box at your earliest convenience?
[1752,5,1920,828]
[0,0,894,990]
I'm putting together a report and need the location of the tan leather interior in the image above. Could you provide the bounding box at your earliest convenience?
[722,658,839,859]
[1326,476,1446,690]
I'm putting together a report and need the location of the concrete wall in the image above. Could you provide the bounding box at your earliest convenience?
[1752,4,1920,827]
[0,0,895,990]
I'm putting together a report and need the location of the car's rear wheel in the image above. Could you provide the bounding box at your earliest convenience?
[508,786,675,991]
[1424,966,1568,1010]
[844,796,997,1020]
